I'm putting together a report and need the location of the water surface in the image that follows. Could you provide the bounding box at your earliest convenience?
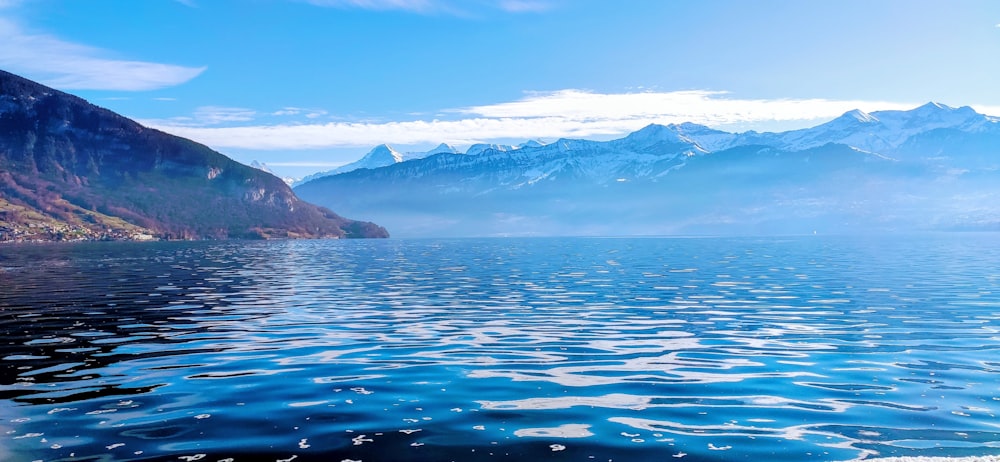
[2,236,999,461]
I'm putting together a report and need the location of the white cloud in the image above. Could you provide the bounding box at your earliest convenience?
[973,104,1000,116]
[0,18,205,91]
[456,89,916,125]
[144,89,935,151]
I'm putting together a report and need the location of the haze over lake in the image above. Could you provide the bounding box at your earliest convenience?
[3,235,999,461]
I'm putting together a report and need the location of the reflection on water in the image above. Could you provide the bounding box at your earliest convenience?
[1,236,1000,461]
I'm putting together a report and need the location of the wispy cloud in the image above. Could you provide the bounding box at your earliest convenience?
[303,0,552,15]
[303,0,435,12]
[498,0,552,13]
[155,106,257,126]
[192,106,257,125]
[0,18,205,91]
[144,90,937,150]
[262,161,350,168]
[272,107,329,118]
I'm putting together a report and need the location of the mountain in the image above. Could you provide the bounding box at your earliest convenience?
[250,160,296,186]
[730,102,998,156]
[295,144,404,186]
[0,69,388,241]
[294,144,408,186]
[466,143,516,156]
[410,143,460,159]
[293,141,543,186]
[294,103,1000,237]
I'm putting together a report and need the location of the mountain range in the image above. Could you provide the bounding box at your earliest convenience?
[0,70,388,241]
[294,102,1000,237]
[293,140,550,186]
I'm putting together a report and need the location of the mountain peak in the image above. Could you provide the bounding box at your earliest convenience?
[633,123,674,134]
[909,102,984,119]
[620,123,689,146]
[841,109,878,123]
[425,143,459,155]
[898,102,983,125]
[433,142,457,152]
[250,160,273,173]
[917,101,952,112]
[466,143,514,156]
[366,144,404,162]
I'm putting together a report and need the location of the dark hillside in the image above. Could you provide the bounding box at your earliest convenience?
[0,69,387,241]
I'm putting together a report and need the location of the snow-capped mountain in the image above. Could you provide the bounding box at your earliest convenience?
[406,143,460,160]
[729,102,997,155]
[294,143,468,186]
[295,144,405,185]
[465,143,516,156]
[294,103,1000,237]
[249,160,297,185]
[294,140,549,185]
[249,160,274,173]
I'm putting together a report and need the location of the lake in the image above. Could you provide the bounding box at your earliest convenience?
[2,236,999,461]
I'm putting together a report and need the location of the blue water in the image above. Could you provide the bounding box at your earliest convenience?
[1,236,999,461]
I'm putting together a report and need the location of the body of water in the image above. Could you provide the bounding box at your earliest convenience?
[1,236,999,461]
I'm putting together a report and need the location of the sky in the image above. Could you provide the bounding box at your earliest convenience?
[2,0,1000,178]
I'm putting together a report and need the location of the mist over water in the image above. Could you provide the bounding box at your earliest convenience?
[2,236,1000,461]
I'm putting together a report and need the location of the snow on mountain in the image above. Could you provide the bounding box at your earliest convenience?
[294,143,469,186]
[610,123,735,155]
[427,143,460,155]
[294,144,404,186]
[425,127,707,188]
[666,122,739,152]
[362,143,405,164]
[296,103,998,189]
[466,143,516,156]
[293,103,1000,238]
[759,102,996,154]
[870,102,992,135]
[297,140,557,187]
[250,160,297,185]
[250,160,274,174]
[403,143,460,160]
[617,123,691,147]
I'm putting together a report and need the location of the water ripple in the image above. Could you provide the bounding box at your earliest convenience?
[2,236,1000,460]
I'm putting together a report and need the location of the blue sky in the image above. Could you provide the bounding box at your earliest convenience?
[2,0,1000,178]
